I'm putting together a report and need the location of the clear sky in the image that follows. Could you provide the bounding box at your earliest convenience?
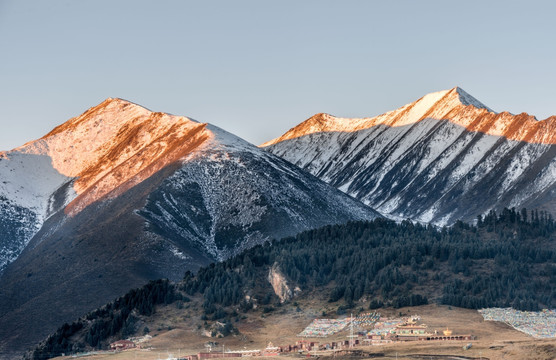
[1,0,555,151]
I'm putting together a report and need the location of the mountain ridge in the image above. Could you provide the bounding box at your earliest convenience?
[261,87,493,146]
[262,87,556,148]
[263,87,556,225]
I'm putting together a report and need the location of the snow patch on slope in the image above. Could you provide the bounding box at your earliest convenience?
[0,152,73,215]
[140,122,378,262]
[0,152,74,272]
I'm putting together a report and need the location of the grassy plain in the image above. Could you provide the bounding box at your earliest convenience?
[52,301,555,360]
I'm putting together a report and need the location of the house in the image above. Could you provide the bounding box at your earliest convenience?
[394,323,429,340]
[362,334,392,345]
[263,342,281,356]
[110,339,136,350]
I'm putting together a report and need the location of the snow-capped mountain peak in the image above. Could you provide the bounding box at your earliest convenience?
[452,87,493,111]
[0,99,216,271]
[12,99,213,216]
[18,98,205,178]
[262,87,494,147]
[264,87,556,226]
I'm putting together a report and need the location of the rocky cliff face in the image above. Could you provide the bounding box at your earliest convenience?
[263,87,556,225]
[268,263,299,303]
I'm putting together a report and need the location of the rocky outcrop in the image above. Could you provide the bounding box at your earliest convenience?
[268,263,300,303]
[203,321,236,338]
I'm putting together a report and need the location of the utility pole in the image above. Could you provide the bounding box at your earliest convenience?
[349,313,355,349]
[350,313,354,348]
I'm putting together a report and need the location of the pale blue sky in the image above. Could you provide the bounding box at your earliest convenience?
[1,0,555,151]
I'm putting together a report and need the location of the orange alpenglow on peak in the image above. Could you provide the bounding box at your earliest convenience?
[261,87,556,146]
[262,87,556,226]
[14,98,212,216]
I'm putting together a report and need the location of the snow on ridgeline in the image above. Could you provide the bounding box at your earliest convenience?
[141,121,379,262]
[261,87,495,147]
[262,87,556,226]
[15,98,208,194]
[453,87,494,112]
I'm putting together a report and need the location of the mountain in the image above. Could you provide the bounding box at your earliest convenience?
[0,99,379,358]
[263,87,556,225]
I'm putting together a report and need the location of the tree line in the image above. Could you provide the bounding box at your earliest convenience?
[185,208,555,315]
[27,279,178,359]
[28,208,556,358]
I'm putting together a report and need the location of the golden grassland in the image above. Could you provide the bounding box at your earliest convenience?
[52,300,555,360]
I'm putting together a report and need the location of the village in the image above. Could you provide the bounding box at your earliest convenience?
[108,312,475,360]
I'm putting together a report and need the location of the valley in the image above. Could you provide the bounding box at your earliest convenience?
[26,217,556,359]
[2,2,555,359]
[47,304,555,360]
